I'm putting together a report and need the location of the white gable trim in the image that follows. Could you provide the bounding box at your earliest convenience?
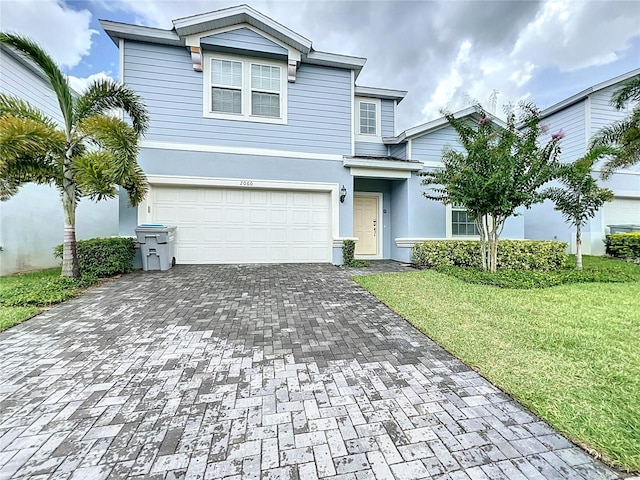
[173,5,312,53]
[185,23,302,63]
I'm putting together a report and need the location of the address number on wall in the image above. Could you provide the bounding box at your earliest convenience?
[240,180,254,186]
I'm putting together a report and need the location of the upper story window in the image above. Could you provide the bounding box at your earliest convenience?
[355,97,382,143]
[359,102,376,134]
[204,53,287,124]
[251,64,280,117]
[211,59,242,114]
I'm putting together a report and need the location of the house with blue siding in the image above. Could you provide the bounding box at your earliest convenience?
[0,46,119,275]
[99,5,639,265]
[524,69,640,255]
[101,5,427,264]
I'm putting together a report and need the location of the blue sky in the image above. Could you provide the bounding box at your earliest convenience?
[1,0,639,132]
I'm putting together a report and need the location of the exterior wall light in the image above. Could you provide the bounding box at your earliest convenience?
[340,185,347,203]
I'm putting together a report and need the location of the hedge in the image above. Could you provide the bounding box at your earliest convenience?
[54,237,136,278]
[342,239,356,266]
[412,239,568,271]
[605,232,640,259]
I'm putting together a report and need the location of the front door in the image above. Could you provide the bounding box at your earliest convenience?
[354,195,379,256]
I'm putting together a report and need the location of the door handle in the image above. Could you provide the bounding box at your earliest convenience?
[373,219,377,237]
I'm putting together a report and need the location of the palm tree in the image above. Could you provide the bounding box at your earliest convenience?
[591,76,640,179]
[0,33,149,278]
[543,146,615,270]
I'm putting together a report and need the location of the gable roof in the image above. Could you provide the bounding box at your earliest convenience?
[100,4,367,75]
[1,44,80,97]
[172,4,312,54]
[384,107,506,144]
[355,86,408,103]
[540,67,640,119]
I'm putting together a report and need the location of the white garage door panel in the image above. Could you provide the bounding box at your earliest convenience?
[604,198,640,226]
[150,186,332,264]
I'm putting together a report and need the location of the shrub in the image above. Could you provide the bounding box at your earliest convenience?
[412,240,567,271]
[54,237,136,278]
[342,240,370,268]
[605,232,640,259]
[343,239,356,266]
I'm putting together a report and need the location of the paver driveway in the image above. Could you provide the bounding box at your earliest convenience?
[0,264,620,480]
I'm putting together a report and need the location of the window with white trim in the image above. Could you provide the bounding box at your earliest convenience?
[211,59,242,114]
[451,205,479,236]
[359,102,376,134]
[355,97,382,142]
[204,53,286,124]
[251,64,280,117]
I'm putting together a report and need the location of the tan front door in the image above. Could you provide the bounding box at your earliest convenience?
[354,195,379,256]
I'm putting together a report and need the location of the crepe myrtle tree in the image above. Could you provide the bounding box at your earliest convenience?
[543,147,615,270]
[0,33,149,278]
[420,102,563,272]
[591,75,640,179]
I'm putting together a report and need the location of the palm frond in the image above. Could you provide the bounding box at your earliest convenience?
[0,115,65,166]
[0,94,57,129]
[120,163,148,207]
[0,115,63,198]
[0,153,60,198]
[71,151,118,201]
[600,144,640,179]
[611,76,640,109]
[76,114,139,181]
[591,118,635,147]
[74,79,149,135]
[0,33,73,134]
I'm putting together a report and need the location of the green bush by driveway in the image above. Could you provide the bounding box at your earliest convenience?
[436,255,640,288]
[54,237,136,278]
[354,257,640,472]
[605,232,640,259]
[412,239,568,270]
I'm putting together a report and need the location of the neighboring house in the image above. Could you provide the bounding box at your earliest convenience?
[100,5,531,265]
[0,46,119,275]
[524,69,640,255]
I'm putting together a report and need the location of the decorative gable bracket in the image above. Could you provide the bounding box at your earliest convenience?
[190,46,202,71]
[288,59,297,83]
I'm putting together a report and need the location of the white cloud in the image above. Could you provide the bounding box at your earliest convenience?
[68,71,115,94]
[1,0,97,69]
[50,0,640,132]
[511,0,639,72]
[415,0,640,124]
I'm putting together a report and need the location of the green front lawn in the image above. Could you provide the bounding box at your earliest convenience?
[354,257,640,472]
[0,268,98,331]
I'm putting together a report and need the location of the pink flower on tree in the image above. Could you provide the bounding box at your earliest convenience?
[478,116,490,126]
[551,129,565,140]
[540,123,549,134]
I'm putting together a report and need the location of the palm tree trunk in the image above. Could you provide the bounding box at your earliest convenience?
[61,148,80,278]
[576,226,583,271]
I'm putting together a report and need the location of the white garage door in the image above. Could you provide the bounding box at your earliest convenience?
[604,198,640,227]
[150,186,332,264]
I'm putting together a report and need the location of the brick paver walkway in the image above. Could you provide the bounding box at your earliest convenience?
[0,264,621,479]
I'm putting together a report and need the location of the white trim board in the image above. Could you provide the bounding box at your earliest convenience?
[140,140,344,161]
[349,167,411,179]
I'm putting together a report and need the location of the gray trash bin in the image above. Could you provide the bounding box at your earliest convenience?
[135,224,177,271]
